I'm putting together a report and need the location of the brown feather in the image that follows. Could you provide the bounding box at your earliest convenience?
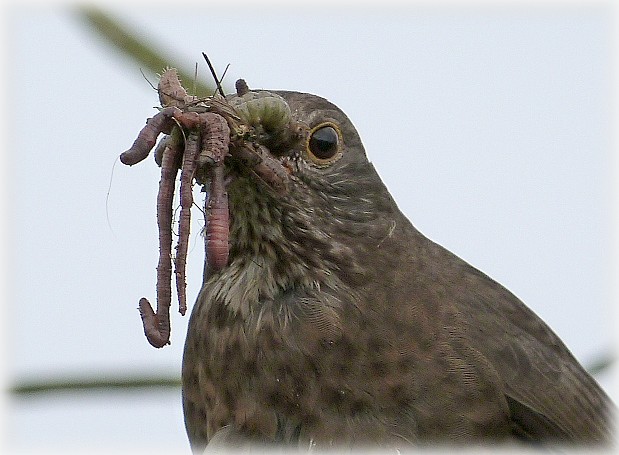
[181,90,614,452]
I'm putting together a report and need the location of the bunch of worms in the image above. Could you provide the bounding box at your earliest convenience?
[120,68,296,348]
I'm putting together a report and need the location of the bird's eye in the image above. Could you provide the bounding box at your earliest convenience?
[306,122,342,165]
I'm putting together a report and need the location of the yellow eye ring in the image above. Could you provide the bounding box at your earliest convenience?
[305,122,343,166]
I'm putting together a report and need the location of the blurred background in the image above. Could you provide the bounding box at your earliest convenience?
[4,2,617,453]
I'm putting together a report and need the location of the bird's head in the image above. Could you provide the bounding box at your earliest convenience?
[200,83,404,317]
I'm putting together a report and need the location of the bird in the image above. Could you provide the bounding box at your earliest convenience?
[180,86,614,452]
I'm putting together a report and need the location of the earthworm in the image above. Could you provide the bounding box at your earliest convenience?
[198,113,231,167]
[235,78,250,96]
[252,144,290,194]
[229,91,292,133]
[205,164,229,270]
[122,68,301,348]
[158,67,197,108]
[120,106,180,166]
[229,143,290,195]
[175,131,200,316]
[198,113,231,270]
[138,140,181,348]
[228,90,294,150]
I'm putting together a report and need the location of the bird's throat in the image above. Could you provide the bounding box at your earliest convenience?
[199,175,333,318]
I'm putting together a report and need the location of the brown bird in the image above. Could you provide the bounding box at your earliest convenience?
[181,87,613,452]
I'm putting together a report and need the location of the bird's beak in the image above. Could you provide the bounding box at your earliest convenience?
[204,87,308,196]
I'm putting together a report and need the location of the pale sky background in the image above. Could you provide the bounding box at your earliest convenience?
[5,2,617,453]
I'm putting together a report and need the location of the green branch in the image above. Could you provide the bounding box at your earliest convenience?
[73,5,221,98]
[10,353,613,396]
[10,375,181,395]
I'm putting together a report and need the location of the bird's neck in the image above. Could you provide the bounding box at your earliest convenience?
[198,167,401,319]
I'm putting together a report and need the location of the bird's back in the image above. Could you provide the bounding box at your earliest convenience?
[409,231,613,444]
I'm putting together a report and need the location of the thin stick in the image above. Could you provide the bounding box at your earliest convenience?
[105,157,119,236]
[202,52,225,98]
[220,63,231,84]
[139,68,158,91]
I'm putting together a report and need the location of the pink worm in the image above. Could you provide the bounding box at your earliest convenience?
[175,131,200,316]
[199,113,231,271]
[120,107,181,166]
[205,164,229,270]
[138,141,181,348]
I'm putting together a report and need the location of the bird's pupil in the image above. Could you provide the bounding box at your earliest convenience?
[309,126,339,159]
